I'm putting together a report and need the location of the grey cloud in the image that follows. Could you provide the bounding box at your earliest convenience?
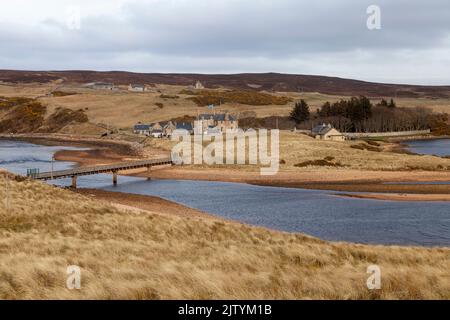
[0,0,449,84]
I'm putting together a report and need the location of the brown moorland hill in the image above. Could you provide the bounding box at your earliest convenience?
[2,70,450,98]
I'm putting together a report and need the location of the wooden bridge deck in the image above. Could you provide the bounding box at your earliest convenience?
[33,158,173,181]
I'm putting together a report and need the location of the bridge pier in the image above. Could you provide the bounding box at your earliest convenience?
[113,171,118,186]
[147,166,152,180]
[71,176,77,189]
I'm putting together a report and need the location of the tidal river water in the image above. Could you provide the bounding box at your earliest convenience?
[1,139,449,247]
[405,138,450,157]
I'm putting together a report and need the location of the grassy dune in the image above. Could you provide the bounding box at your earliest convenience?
[0,171,449,299]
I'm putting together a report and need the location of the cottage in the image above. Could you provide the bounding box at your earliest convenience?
[162,121,176,137]
[176,122,194,133]
[311,124,346,141]
[197,113,238,134]
[133,123,151,135]
[151,129,163,138]
[86,82,114,90]
[194,80,204,90]
[128,84,145,92]
[150,122,163,131]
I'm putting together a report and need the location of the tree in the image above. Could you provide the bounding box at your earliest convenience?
[290,100,310,124]
[318,101,331,117]
[377,99,388,107]
[388,99,396,109]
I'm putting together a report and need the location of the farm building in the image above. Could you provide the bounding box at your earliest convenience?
[128,84,145,92]
[194,80,204,90]
[86,82,114,90]
[311,124,346,141]
[133,123,151,135]
[196,113,238,134]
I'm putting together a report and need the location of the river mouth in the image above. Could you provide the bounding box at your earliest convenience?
[1,139,450,247]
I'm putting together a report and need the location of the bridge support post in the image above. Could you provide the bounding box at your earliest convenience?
[113,171,118,186]
[147,166,152,180]
[71,176,77,189]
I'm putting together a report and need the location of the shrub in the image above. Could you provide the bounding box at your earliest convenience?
[351,143,382,152]
[51,91,76,97]
[294,159,345,167]
[160,94,179,99]
[182,89,291,106]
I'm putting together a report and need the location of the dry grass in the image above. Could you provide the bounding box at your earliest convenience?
[278,132,450,171]
[2,82,449,130]
[142,131,450,171]
[0,171,449,300]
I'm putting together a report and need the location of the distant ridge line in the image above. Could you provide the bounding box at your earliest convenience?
[1,70,450,98]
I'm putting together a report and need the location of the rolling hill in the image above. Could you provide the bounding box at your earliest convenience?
[1,70,450,98]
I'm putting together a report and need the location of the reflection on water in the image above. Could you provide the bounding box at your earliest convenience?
[1,140,450,247]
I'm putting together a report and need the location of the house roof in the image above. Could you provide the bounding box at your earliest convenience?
[130,84,145,88]
[312,124,334,135]
[176,122,193,130]
[134,124,151,130]
[198,113,236,122]
[150,122,166,128]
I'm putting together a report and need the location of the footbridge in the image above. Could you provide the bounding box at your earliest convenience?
[29,158,173,188]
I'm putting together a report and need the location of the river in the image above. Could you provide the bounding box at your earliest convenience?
[1,139,449,247]
[405,138,450,157]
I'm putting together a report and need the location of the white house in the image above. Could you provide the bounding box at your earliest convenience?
[194,80,204,90]
[133,123,151,135]
[85,82,114,90]
[311,124,346,141]
[128,84,145,92]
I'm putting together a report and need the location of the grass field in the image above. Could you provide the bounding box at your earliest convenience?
[2,82,449,130]
[141,131,450,171]
[0,171,449,299]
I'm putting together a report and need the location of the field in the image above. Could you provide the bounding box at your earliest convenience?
[1,82,450,131]
[138,131,450,171]
[0,171,449,299]
[1,76,450,300]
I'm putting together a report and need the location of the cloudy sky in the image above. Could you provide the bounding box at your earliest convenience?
[1,0,450,84]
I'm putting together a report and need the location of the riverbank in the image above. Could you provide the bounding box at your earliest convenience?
[3,133,450,201]
[0,133,144,157]
[338,193,450,202]
[74,188,221,221]
[2,171,449,299]
[388,134,450,143]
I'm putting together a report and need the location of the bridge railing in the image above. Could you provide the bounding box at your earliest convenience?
[33,157,172,180]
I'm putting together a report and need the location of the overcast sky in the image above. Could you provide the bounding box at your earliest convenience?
[1,0,450,84]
